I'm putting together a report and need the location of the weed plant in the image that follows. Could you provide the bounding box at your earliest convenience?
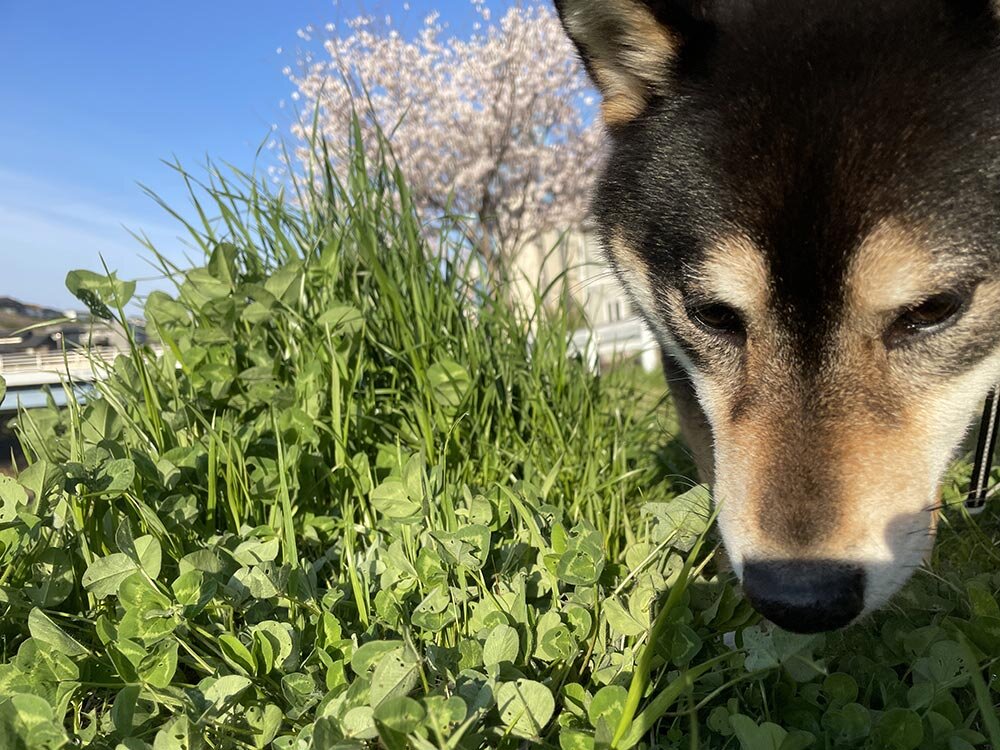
[0,127,998,749]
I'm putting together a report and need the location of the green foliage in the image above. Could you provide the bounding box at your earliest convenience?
[0,127,998,748]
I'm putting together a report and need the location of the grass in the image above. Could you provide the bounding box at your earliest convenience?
[0,424,22,476]
[0,127,998,749]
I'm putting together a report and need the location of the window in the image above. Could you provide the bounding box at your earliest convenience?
[607,301,623,322]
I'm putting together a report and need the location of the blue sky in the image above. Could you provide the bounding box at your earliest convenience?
[0,0,510,309]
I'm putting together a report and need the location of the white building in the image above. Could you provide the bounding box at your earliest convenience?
[509,225,622,323]
[510,224,659,371]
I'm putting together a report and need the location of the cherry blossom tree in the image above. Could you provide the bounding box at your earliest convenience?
[286,1,604,281]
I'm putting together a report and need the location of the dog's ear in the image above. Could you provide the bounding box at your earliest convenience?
[554,0,710,127]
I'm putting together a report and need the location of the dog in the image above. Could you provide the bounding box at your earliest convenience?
[554,0,1000,633]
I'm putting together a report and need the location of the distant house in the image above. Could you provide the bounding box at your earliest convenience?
[0,297,63,321]
[0,298,145,356]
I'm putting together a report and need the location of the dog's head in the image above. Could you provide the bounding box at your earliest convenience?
[556,0,1000,632]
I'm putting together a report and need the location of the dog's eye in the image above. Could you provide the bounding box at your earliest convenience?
[886,292,966,346]
[686,302,746,340]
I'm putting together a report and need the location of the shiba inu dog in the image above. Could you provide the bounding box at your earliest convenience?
[554,0,1000,633]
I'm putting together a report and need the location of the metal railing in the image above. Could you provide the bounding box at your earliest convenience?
[0,347,122,376]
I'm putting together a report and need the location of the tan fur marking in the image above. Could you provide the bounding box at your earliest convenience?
[562,0,677,126]
[694,235,771,312]
[601,93,648,127]
[592,64,649,127]
[612,2,677,74]
[832,406,930,559]
[846,219,938,315]
[608,229,657,320]
[710,346,811,559]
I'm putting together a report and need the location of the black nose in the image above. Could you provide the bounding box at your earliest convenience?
[742,560,866,633]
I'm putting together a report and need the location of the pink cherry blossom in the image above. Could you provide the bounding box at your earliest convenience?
[286,1,605,280]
